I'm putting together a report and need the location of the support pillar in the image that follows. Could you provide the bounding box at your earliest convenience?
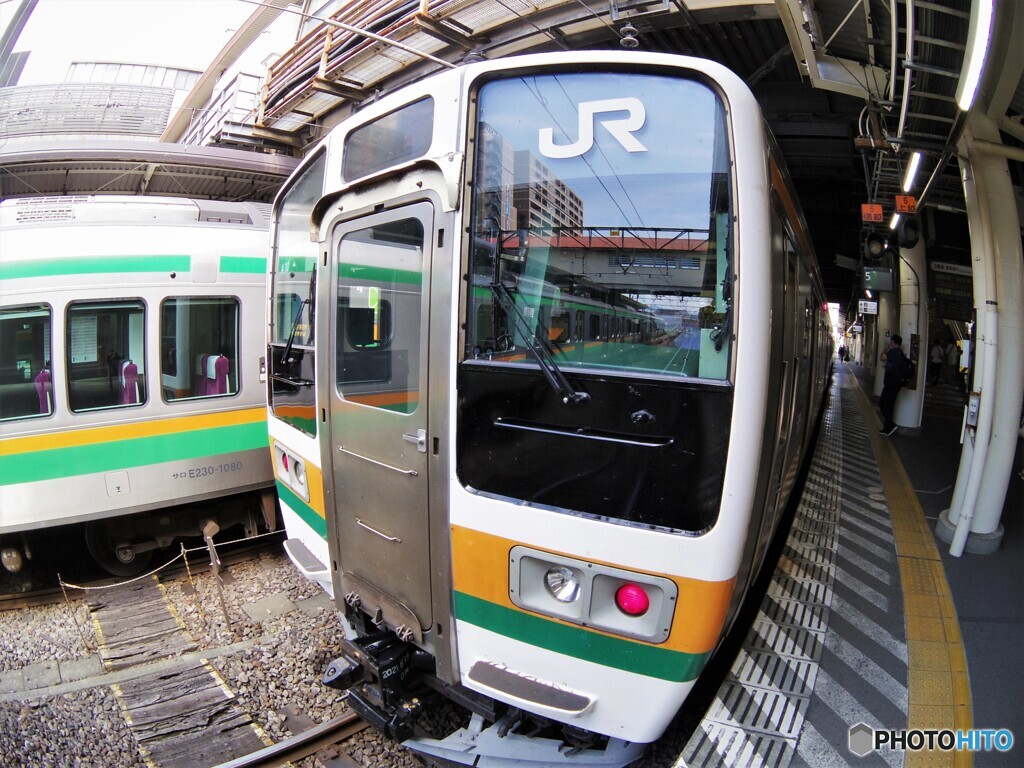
[873,288,899,399]
[936,113,1024,555]
[894,238,927,430]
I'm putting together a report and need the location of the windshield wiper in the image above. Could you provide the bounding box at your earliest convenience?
[280,267,316,366]
[489,282,590,405]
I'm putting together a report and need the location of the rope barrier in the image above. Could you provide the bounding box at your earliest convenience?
[57,529,284,592]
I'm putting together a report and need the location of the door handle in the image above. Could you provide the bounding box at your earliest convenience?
[402,428,427,453]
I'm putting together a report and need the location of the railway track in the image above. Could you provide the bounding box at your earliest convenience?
[212,710,367,768]
[3,539,382,768]
[83,564,367,768]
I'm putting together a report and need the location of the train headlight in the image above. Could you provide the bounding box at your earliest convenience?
[614,583,651,616]
[272,443,310,502]
[544,566,581,603]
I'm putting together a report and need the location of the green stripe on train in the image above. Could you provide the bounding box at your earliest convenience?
[276,480,327,538]
[0,255,192,280]
[339,263,421,286]
[220,256,267,274]
[0,421,269,485]
[278,256,316,273]
[452,592,710,683]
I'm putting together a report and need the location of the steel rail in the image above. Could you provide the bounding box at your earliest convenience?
[211,711,367,768]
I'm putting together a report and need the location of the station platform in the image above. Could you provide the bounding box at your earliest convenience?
[679,363,1022,768]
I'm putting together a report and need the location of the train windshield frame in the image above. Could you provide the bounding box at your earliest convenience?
[457,70,736,535]
[464,70,734,383]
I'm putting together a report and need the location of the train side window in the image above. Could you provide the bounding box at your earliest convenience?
[342,97,434,182]
[66,300,146,412]
[0,304,53,421]
[159,297,240,402]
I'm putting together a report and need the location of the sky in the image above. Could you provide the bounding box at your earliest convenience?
[0,0,297,84]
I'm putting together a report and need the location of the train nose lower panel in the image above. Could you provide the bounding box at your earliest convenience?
[405,711,648,767]
[464,660,595,719]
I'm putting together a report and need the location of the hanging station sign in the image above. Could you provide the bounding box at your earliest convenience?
[861,203,884,223]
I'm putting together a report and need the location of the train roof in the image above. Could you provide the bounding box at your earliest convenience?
[0,195,272,229]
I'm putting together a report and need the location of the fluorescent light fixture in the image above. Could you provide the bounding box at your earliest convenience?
[889,213,902,230]
[865,290,873,299]
[902,152,922,192]
[956,0,994,111]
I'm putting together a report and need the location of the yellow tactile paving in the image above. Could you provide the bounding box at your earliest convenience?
[906,615,948,643]
[899,542,944,560]
[900,557,942,593]
[852,376,974,756]
[947,643,969,674]
[906,751,956,768]
[909,704,957,730]
[904,592,944,618]
[910,640,953,670]
[909,669,955,706]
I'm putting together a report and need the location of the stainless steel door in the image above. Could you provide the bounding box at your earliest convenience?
[328,203,433,637]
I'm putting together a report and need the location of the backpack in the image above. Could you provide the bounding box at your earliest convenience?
[898,355,915,387]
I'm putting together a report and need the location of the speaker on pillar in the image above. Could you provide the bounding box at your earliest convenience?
[897,215,920,248]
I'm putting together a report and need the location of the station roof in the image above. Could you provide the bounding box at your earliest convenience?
[3,0,1022,312]
[234,0,1023,310]
[0,138,298,203]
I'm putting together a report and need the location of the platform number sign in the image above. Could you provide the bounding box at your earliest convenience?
[861,203,884,223]
[895,195,917,214]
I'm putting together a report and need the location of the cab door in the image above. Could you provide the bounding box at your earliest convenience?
[327,202,433,638]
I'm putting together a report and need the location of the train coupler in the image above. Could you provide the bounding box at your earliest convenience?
[322,655,366,691]
[322,628,434,740]
[346,687,422,742]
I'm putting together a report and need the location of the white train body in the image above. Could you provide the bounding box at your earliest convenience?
[269,52,832,762]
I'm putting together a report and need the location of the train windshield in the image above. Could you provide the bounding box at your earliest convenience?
[467,71,733,381]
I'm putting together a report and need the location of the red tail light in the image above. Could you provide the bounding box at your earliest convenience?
[615,583,650,616]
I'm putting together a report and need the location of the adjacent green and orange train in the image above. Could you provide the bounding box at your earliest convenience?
[0,196,277,576]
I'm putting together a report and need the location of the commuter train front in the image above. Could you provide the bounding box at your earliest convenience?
[270,51,832,765]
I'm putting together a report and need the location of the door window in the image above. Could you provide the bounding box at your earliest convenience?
[335,219,424,414]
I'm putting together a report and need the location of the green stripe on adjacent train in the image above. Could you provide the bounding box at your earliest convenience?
[220,256,268,274]
[278,256,317,273]
[339,263,421,286]
[0,255,192,280]
[0,422,269,485]
[453,592,709,683]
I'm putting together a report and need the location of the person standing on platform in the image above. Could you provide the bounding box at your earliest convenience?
[879,334,906,436]
[945,340,961,386]
[929,339,944,385]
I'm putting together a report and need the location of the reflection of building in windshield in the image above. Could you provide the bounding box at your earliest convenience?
[476,123,518,234]
[513,151,583,231]
[475,122,584,234]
